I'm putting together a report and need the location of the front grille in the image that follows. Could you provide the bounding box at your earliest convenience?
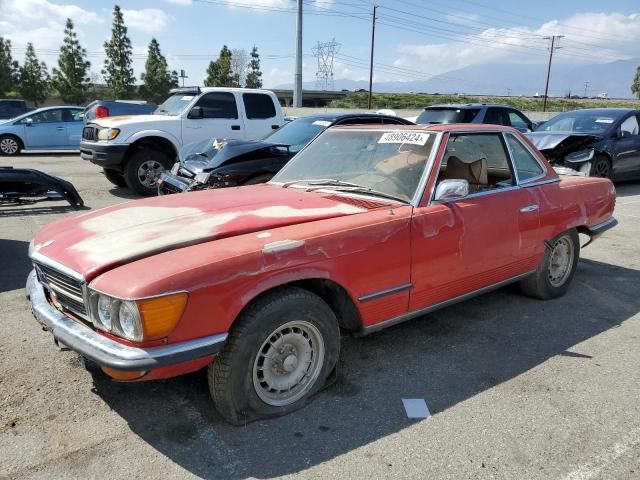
[82,126,97,140]
[35,263,88,319]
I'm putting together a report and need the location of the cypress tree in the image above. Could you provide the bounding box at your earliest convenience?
[205,46,234,87]
[245,46,263,89]
[18,43,49,106]
[140,39,178,104]
[0,38,18,97]
[52,19,91,104]
[632,66,640,100]
[102,5,135,99]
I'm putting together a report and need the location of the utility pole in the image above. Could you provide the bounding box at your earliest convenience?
[583,81,590,98]
[293,0,303,108]
[542,35,563,112]
[367,5,377,110]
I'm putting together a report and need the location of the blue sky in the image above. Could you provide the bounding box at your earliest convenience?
[0,0,638,90]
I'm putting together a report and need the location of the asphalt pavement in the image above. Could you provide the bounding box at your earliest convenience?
[1,154,639,479]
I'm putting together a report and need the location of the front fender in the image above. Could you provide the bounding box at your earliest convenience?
[123,129,181,150]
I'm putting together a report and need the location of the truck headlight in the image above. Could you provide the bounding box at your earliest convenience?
[565,149,595,163]
[88,290,187,342]
[97,127,120,141]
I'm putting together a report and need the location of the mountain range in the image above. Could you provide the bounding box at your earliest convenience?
[276,58,640,98]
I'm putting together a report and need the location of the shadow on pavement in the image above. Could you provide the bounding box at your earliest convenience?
[614,180,640,198]
[0,203,88,217]
[108,186,142,200]
[90,258,640,479]
[0,239,31,293]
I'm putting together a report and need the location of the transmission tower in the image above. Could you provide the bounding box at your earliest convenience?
[312,38,340,91]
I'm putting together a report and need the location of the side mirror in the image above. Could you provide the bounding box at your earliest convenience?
[188,106,203,119]
[25,117,33,126]
[434,179,469,201]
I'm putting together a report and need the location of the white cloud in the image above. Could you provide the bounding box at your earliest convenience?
[0,0,100,25]
[393,11,640,80]
[122,8,169,33]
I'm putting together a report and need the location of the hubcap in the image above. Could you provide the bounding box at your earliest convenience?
[548,236,574,287]
[137,160,164,188]
[1,138,18,154]
[252,321,325,407]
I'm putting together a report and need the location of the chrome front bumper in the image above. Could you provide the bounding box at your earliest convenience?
[26,270,227,371]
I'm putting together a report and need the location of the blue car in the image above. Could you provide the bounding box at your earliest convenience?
[0,106,84,156]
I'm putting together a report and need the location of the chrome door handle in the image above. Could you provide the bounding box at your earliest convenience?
[56,127,65,131]
[520,204,539,213]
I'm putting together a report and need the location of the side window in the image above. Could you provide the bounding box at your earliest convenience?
[242,93,276,119]
[507,111,531,131]
[63,109,84,122]
[461,108,481,122]
[484,108,508,126]
[505,133,545,182]
[439,133,513,192]
[195,93,238,119]
[23,109,63,124]
[620,115,639,136]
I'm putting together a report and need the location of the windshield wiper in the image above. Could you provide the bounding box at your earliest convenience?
[304,179,410,204]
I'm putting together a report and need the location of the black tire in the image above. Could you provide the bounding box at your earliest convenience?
[123,148,173,196]
[0,135,22,156]
[520,229,580,299]
[241,174,273,186]
[102,168,127,187]
[590,155,612,178]
[209,287,340,425]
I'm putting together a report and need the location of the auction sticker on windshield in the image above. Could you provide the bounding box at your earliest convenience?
[378,132,429,145]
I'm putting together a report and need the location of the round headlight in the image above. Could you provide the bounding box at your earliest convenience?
[97,295,113,330]
[118,301,142,341]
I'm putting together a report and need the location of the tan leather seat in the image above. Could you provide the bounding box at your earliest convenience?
[443,156,488,192]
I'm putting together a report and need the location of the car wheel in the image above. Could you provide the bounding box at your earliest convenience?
[209,286,340,425]
[0,135,22,156]
[102,168,127,187]
[590,155,611,178]
[241,174,273,185]
[520,229,580,299]
[123,148,173,196]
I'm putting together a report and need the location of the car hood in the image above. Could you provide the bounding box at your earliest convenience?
[89,114,175,127]
[525,132,602,152]
[31,184,367,279]
[180,139,287,173]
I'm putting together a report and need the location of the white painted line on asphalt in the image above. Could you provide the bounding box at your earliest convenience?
[402,399,431,419]
[560,426,640,480]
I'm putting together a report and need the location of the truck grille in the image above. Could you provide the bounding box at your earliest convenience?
[35,263,88,319]
[82,126,97,140]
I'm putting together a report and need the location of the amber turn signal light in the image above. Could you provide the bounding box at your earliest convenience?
[137,292,188,341]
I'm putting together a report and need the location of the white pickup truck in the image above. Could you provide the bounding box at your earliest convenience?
[80,87,284,195]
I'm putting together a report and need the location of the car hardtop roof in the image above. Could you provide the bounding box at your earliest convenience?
[330,123,517,132]
[553,107,637,115]
[424,103,517,109]
[170,86,276,95]
[300,112,412,123]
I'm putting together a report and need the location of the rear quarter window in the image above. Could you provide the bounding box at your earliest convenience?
[242,93,276,119]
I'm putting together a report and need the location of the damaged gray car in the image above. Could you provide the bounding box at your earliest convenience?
[526,108,640,180]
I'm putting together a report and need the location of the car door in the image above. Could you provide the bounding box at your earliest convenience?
[181,92,245,145]
[62,108,84,147]
[408,132,541,311]
[241,92,280,139]
[611,113,640,179]
[22,109,68,149]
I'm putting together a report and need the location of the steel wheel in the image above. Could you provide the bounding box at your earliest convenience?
[548,236,574,287]
[137,160,164,188]
[0,137,19,155]
[252,320,325,407]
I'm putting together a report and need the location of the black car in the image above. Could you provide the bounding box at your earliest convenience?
[527,108,640,179]
[158,113,414,194]
[415,103,536,132]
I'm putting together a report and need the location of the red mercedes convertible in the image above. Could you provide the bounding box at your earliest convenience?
[27,124,616,424]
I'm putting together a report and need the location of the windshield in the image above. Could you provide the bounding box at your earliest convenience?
[263,117,331,152]
[537,111,621,134]
[272,129,436,202]
[416,108,479,124]
[155,93,196,116]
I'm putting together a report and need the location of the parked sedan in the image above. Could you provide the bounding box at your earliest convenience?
[527,108,640,180]
[27,124,616,424]
[0,106,84,155]
[157,113,414,194]
[415,103,536,132]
